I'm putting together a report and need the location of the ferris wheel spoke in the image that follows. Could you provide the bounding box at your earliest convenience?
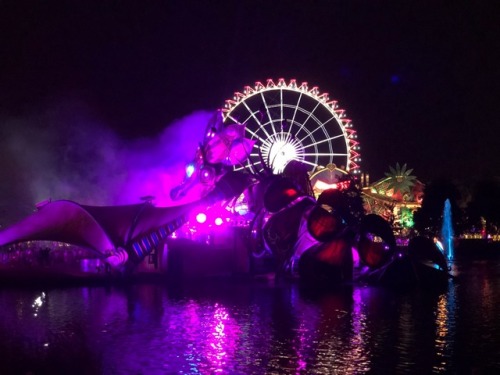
[259,92,276,136]
[287,92,303,139]
[260,138,274,151]
[244,125,270,144]
[249,152,268,163]
[280,89,284,127]
[302,152,348,157]
[298,116,337,143]
[295,158,319,168]
[278,91,290,134]
[241,101,273,139]
[302,134,346,149]
[234,164,254,173]
[248,159,265,174]
[226,114,242,125]
[294,101,322,136]
[270,119,280,139]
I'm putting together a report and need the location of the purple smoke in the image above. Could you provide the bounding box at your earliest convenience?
[0,99,212,225]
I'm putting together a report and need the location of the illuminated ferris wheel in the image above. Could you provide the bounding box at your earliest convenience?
[221,78,361,176]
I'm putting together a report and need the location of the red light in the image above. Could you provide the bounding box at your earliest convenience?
[284,188,298,197]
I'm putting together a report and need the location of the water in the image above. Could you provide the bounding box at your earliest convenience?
[1,253,499,374]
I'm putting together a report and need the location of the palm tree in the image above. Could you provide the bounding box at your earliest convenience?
[384,163,417,196]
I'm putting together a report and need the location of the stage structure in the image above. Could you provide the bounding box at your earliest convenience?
[0,78,449,288]
[0,78,364,279]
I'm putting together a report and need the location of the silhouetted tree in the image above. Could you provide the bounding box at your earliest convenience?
[413,179,464,236]
[467,177,500,234]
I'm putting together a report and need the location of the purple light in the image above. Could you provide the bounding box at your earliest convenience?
[214,217,223,226]
[196,213,207,223]
[352,247,360,266]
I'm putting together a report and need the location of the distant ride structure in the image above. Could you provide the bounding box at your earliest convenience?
[221,78,361,176]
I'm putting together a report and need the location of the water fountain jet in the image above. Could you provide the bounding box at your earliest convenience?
[441,199,454,260]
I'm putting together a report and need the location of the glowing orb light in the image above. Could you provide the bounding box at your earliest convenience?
[196,213,207,224]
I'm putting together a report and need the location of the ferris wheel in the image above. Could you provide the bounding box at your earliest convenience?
[221,78,361,176]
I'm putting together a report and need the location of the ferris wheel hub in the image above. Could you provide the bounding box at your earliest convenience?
[262,132,304,174]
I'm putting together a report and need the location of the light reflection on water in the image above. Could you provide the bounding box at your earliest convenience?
[0,256,499,374]
[433,285,455,373]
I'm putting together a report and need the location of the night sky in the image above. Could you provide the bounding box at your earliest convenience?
[1,1,499,220]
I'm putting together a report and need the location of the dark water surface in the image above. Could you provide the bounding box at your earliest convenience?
[1,255,499,374]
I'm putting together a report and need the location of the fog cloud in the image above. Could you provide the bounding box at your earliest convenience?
[0,99,211,225]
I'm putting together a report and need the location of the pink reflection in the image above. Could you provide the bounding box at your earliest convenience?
[166,300,241,374]
[204,304,241,373]
[348,288,371,373]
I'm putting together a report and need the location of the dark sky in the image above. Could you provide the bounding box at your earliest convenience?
[1,0,499,198]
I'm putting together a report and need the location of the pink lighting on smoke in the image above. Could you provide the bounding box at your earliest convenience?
[6,108,216,210]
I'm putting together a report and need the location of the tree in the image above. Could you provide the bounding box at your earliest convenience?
[467,177,500,234]
[384,163,417,197]
[413,179,464,236]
